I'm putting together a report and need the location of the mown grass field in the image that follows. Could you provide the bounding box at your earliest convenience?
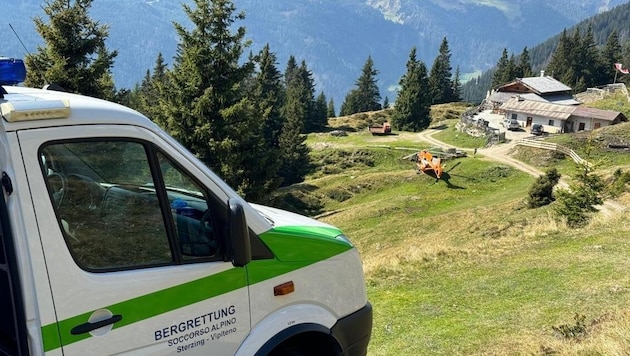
[291,103,630,355]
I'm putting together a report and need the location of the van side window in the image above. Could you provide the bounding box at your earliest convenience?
[41,141,172,270]
[157,152,220,262]
[41,140,224,271]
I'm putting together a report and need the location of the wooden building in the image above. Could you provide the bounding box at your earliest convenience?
[500,97,626,133]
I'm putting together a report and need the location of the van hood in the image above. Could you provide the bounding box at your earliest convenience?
[249,204,353,262]
[250,203,334,229]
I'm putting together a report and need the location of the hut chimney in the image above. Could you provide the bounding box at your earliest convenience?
[540,70,545,77]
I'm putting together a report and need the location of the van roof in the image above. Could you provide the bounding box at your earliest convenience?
[0,86,158,132]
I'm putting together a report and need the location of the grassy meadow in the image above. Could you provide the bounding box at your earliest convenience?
[289,103,630,355]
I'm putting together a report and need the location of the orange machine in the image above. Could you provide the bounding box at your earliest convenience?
[416,150,443,179]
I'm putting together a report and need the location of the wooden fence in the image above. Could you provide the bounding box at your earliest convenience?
[517,139,590,167]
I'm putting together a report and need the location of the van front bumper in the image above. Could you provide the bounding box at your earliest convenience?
[330,302,373,356]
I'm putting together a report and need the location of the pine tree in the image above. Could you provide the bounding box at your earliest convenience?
[314,92,328,126]
[279,59,312,186]
[451,65,462,102]
[247,44,285,196]
[284,56,299,90]
[340,90,359,116]
[547,29,574,84]
[577,24,605,90]
[292,61,319,133]
[429,37,454,104]
[25,0,118,99]
[383,96,390,109]
[136,53,168,119]
[507,53,518,80]
[356,56,382,112]
[518,47,533,78]
[527,168,561,208]
[602,30,622,83]
[392,47,431,132]
[341,56,381,115]
[157,0,269,200]
[622,42,630,84]
[327,98,336,118]
[491,48,511,88]
[555,164,604,227]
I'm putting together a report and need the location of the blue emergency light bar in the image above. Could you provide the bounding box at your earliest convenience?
[0,57,27,85]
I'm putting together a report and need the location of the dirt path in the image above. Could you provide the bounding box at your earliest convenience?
[416,128,627,215]
[416,128,545,178]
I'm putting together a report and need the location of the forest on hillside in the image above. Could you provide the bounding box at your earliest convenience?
[462,1,630,103]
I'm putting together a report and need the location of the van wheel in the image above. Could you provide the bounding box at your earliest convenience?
[267,334,338,356]
[268,346,325,356]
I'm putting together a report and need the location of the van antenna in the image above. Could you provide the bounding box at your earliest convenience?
[9,23,32,57]
[8,23,45,82]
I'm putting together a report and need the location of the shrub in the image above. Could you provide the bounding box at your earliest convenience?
[554,164,604,227]
[528,168,561,208]
[552,314,587,340]
[607,168,630,197]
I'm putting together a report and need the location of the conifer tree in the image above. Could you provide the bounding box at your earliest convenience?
[429,37,454,104]
[491,48,511,88]
[622,42,630,84]
[527,168,561,208]
[507,53,518,80]
[339,90,358,117]
[577,24,605,90]
[602,30,623,82]
[548,29,582,89]
[518,47,533,78]
[355,56,382,112]
[327,98,336,118]
[291,61,320,133]
[392,47,431,132]
[251,45,284,146]
[280,59,312,186]
[340,56,381,115]
[314,92,328,125]
[555,164,604,227]
[156,0,269,200]
[25,0,118,99]
[135,53,168,118]
[284,56,299,90]
[452,65,462,102]
[247,44,286,195]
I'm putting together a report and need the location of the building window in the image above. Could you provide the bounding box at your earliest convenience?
[548,119,554,126]
[511,113,517,120]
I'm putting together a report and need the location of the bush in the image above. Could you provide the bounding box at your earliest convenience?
[552,314,587,340]
[528,168,561,208]
[607,168,630,197]
[554,165,604,227]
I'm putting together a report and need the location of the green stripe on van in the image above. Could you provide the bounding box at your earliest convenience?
[42,266,247,351]
[41,225,353,352]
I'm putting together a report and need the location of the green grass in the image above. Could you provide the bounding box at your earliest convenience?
[432,120,487,149]
[514,121,630,182]
[293,112,630,355]
[584,92,630,119]
[365,225,630,355]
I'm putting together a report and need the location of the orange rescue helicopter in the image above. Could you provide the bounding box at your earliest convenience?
[414,150,443,178]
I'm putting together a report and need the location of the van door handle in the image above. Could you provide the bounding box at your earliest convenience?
[70,314,122,335]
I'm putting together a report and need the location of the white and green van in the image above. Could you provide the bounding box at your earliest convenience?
[0,58,372,355]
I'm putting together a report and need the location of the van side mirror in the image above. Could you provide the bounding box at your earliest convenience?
[228,198,251,267]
